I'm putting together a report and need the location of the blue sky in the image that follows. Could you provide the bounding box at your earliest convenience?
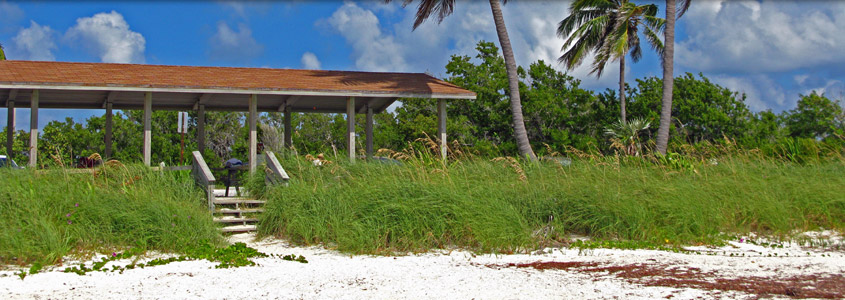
[1,0,844,130]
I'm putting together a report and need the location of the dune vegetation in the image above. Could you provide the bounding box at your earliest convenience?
[0,164,222,267]
[256,142,845,254]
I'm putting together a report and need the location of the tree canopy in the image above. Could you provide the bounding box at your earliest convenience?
[2,41,843,166]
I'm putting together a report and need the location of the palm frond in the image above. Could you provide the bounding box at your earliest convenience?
[558,0,665,77]
[642,22,665,62]
[677,0,691,19]
[628,32,643,62]
[604,118,651,155]
[384,0,456,30]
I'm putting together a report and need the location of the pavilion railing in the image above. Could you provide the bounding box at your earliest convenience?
[191,151,216,211]
[264,151,290,185]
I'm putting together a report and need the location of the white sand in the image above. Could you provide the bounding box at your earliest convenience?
[1,232,842,299]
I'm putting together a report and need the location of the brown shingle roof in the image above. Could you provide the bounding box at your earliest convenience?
[0,60,475,99]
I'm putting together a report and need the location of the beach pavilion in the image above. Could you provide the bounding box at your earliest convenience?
[0,61,476,170]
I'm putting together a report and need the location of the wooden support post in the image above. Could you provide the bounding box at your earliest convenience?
[249,94,258,173]
[437,99,447,161]
[143,92,152,166]
[197,104,206,153]
[283,105,292,149]
[346,97,356,162]
[28,90,39,168]
[5,100,14,160]
[366,103,374,160]
[104,101,113,158]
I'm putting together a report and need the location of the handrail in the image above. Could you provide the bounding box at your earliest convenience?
[264,151,290,185]
[151,165,192,171]
[191,151,216,211]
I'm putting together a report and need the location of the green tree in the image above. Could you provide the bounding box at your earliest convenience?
[0,128,27,163]
[0,43,6,60]
[656,0,691,154]
[746,110,785,146]
[628,73,753,144]
[521,60,606,152]
[444,42,514,152]
[416,42,611,155]
[783,92,845,140]
[386,0,537,160]
[558,0,664,124]
[202,111,245,163]
[293,113,346,155]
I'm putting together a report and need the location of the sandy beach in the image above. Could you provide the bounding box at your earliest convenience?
[2,232,843,299]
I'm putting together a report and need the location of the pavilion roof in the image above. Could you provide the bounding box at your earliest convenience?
[0,60,475,113]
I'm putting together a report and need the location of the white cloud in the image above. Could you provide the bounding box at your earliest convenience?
[324,2,408,72]
[711,75,785,112]
[218,1,274,19]
[301,52,321,70]
[323,1,619,89]
[677,1,845,73]
[208,22,264,62]
[11,21,57,61]
[793,74,810,86]
[797,77,844,99]
[0,1,24,33]
[65,11,146,63]
[221,1,248,19]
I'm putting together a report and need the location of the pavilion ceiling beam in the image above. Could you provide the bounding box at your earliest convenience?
[379,99,397,114]
[357,98,371,114]
[193,93,213,111]
[101,91,118,108]
[277,95,301,112]
[3,89,17,107]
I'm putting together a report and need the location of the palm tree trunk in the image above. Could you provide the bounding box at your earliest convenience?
[619,55,627,124]
[488,0,537,161]
[656,0,675,155]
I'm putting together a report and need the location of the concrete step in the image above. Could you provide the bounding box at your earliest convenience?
[212,198,266,205]
[220,225,257,233]
[213,217,259,223]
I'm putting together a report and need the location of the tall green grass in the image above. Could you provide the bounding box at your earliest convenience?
[0,165,222,266]
[257,154,845,254]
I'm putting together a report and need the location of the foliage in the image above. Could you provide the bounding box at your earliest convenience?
[604,118,651,156]
[0,165,222,266]
[783,92,845,140]
[52,242,304,277]
[628,73,754,144]
[2,41,842,165]
[258,153,845,255]
[558,0,664,124]
[557,0,664,77]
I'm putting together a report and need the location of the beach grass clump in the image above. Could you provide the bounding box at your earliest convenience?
[0,164,222,266]
[257,153,845,254]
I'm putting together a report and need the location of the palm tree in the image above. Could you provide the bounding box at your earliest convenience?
[604,118,650,156]
[0,43,6,60]
[557,0,664,124]
[385,0,537,161]
[655,0,691,155]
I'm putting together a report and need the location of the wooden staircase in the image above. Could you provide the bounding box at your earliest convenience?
[212,190,265,233]
[191,151,289,234]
